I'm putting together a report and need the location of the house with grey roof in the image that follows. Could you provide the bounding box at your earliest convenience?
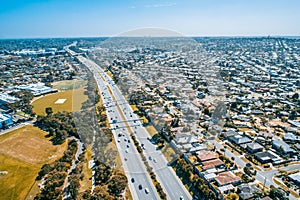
[288,171,300,186]
[228,134,252,145]
[283,132,300,143]
[246,142,264,154]
[272,140,297,157]
[237,184,261,200]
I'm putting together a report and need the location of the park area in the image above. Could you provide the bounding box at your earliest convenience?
[32,87,87,116]
[0,125,67,200]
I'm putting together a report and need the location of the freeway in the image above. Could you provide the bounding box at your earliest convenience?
[73,52,192,200]
[75,55,160,200]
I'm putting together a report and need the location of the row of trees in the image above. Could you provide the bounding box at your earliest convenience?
[172,158,217,200]
[76,66,128,199]
[35,140,78,199]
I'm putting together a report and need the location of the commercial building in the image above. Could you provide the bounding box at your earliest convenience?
[16,83,58,96]
[0,113,13,128]
[0,92,19,105]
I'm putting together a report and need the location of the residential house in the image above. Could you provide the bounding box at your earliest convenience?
[196,150,217,162]
[237,184,261,200]
[246,142,264,154]
[228,134,252,146]
[272,140,297,157]
[254,150,281,164]
[202,158,224,170]
[288,171,300,186]
[214,171,241,186]
[283,132,300,143]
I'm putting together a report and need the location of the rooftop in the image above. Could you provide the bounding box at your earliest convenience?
[196,150,217,162]
[215,171,241,186]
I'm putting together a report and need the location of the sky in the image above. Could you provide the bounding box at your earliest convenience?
[0,0,299,38]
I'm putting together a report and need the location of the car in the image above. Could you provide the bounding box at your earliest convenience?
[128,140,130,143]
[127,145,129,148]
[179,196,184,200]
[138,184,142,190]
[149,156,152,160]
[117,139,120,142]
[153,159,157,163]
[125,149,128,153]
[131,178,135,183]
[145,188,149,194]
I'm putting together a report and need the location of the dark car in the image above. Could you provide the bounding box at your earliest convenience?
[138,184,142,190]
[131,178,135,183]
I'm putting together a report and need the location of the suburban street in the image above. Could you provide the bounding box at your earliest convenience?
[208,139,299,200]
[72,50,192,200]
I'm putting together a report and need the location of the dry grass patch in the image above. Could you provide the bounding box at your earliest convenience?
[0,125,67,200]
[161,144,178,162]
[0,125,66,165]
[145,125,158,137]
[78,146,93,193]
[32,88,87,116]
[106,70,114,79]
[130,105,138,111]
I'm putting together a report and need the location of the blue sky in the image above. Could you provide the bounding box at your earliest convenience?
[0,0,299,38]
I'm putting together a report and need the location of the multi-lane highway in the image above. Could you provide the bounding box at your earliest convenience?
[82,58,159,200]
[67,46,192,200]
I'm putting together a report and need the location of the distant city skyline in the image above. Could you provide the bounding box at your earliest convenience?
[0,0,300,38]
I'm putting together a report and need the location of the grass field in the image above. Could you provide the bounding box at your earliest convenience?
[51,79,87,91]
[32,88,87,116]
[0,125,67,200]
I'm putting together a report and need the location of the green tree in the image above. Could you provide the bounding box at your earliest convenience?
[108,174,128,196]
[269,185,288,200]
[45,107,53,116]
[292,93,299,101]
[94,163,112,186]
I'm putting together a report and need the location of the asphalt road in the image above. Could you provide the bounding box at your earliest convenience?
[76,54,192,200]
[76,55,160,200]
[208,139,299,200]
